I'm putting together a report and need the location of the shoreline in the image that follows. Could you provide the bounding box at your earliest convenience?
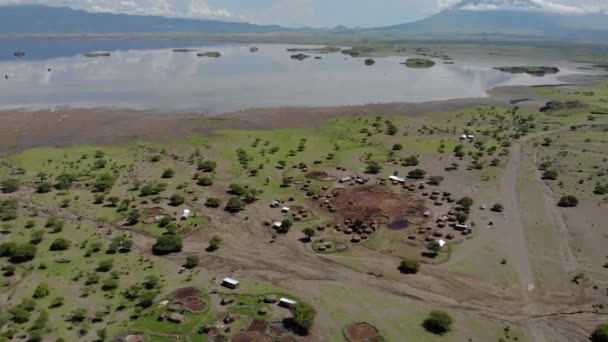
[0,73,602,157]
[0,84,545,157]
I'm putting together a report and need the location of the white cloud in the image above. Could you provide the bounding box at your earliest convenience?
[0,0,237,20]
[445,0,608,14]
[250,0,316,27]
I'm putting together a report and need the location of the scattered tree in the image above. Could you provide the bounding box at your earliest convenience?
[399,258,421,274]
[205,198,221,208]
[161,168,175,179]
[185,255,199,269]
[169,194,185,207]
[591,324,608,342]
[403,155,420,166]
[423,310,453,335]
[1,179,20,193]
[198,161,217,172]
[542,169,559,180]
[558,195,579,208]
[291,302,316,335]
[207,236,222,252]
[408,169,427,179]
[365,162,383,174]
[49,238,70,251]
[491,203,504,212]
[152,235,183,255]
[33,283,50,299]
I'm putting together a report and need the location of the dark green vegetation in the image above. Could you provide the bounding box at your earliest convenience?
[592,324,608,342]
[423,310,453,335]
[494,66,560,76]
[402,58,436,68]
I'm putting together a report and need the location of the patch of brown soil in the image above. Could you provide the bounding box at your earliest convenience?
[169,286,207,312]
[305,171,336,181]
[331,185,425,221]
[170,286,199,300]
[246,320,269,333]
[143,207,164,215]
[344,322,380,341]
[231,331,273,342]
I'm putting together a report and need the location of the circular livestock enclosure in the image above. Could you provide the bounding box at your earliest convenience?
[331,185,426,223]
[343,322,385,342]
[169,287,207,312]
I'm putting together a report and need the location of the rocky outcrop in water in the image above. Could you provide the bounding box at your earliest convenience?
[249,47,259,52]
[494,66,560,76]
[290,53,310,61]
[364,59,375,66]
[14,51,25,57]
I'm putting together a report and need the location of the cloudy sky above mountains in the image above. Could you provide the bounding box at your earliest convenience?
[0,0,606,27]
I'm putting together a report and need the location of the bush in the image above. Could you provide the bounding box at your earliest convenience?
[169,194,185,207]
[152,235,183,255]
[423,310,453,335]
[36,182,52,194]
[1,179,20,193]
[108,236,133,254]
[185,255,199,269]
[33,283,50,299]
[291,302,316,335]
[558,195,579,208]
[49,238,70,251]
[7,243,37,263]
[126,211,141,225]
[198,161,217,172]
[225,197,245,213]
[207,236,222,252]
[197,176,213,186]
[205,198,221,208]
[428,176,444,186]
[96,259,114,272]
[542,169,559,180]
[228,184,246,196]
[408,169,427,179]
[392,144,403,151]
[94,173,116,192]
[365,162,383,174]
[491,203,504,212]
[399,258,421,274]
[161,168,175,179]
[458,197,474,212]
[403,155,420,166]
[591,324,608,342]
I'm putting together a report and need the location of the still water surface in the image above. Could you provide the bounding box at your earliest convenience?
[0,40,576,114]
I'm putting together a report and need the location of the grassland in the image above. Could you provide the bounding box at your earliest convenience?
[1,81,608,341]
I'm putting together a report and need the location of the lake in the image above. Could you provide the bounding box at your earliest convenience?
[0,40,581,114]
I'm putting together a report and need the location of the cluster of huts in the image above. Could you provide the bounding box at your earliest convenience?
[334,219,380,243]
[270,200,311,221]
[408,207,472,243]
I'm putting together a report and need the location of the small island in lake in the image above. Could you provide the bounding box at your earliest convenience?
[84,52,111,57]
[197,52,221,58]
[494,66,560,76]
[402,58,436,68]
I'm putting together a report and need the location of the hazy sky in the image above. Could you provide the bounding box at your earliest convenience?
[0,0,606,27]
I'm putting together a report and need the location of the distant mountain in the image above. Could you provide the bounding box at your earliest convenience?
[0,5,293,34]
[372,0,608,41]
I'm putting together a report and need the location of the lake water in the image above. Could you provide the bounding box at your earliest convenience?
[0,40,579,114]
